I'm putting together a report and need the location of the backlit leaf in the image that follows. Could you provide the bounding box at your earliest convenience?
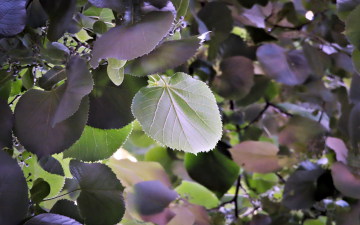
[64,123,133,162]
[90,11,174,68]
[132,72,222,153]
[107,58,126,86]
[345,5,360,50]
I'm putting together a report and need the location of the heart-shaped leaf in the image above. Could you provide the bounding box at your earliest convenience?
[0,0,26,36]
[70,160,125,225]
[24,213,82,225]
[0,150,29,225]
[38,156,65,176]
[0,99,13,150]
[64,123,133,162]
[90,11,174,68]
[30,178,51,203]
[126,36,202,77]
[14,95,89,157]
[257,44,311,85]
[132,72,222,153]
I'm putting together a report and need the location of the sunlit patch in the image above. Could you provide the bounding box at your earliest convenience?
[113,148,137,162]
[305,11,314,20]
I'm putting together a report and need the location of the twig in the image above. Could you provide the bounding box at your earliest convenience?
[266,101,293,117]
[242,102,270,130]
[8,95,20,106]
[42,189,80,202]
[234,175,241,218]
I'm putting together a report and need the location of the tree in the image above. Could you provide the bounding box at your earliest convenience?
[1,0,360,224]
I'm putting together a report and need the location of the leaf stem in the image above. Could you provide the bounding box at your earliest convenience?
[41,189,80,202]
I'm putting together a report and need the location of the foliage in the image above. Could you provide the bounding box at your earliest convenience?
[2,0,360,224]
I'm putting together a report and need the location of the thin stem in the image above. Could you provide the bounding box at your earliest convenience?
[233,175,241,218]
[42,189,80,202]
[242,102,270,130]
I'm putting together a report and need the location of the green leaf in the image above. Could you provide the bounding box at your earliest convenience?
[0,0,26,36]
[125,36,202,77]
[22,68,34,89]
[70,160,125,225]
[75,28,92,42]
[90,11,174,68]
[132,72,222,153]
[0,150,29,225]
[30,178,51,203]
[24,213,82,225]
[172,0,189,18]
[107,58,126,86]
[345,4,360,51]
[257,44,311,86]
[175,180,219,209]
[0,99,13,150]
[64,123,133,162]
[184,147,239,197]
[230,141,293,173]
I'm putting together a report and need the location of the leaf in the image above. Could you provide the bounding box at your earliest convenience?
[184,148,239,197]
[331,162,360,199]
[257,44,312,85]
[279,115,326,153]
[125,36,202,77]
[108,158,171,187]
[107,58,126,86]
[38,156,65,176]
[0,150,28,225]
[130,180,178,215]
[230,141,292,173]
[90,11,174,68]
[337,0,360,20]
[70,160,125,225]
[132,73,222,153]
[326,137,348,164]
[0,99,13,150]
[14,95,89,157]
[88,67,147,129]
[40,42,70,65]
[345,4,360,50]
[40,0,77,41]
[0,0,26,36]
[282,164,325,209]
[30,178,51,203]
[175,181,219,209]
[64,123,133,162]
[172,0,189,18]
[212,56,254,100]
[24,213,82,225]
[26,0,48,28]
[51,56,93,126]
[50,200,84,224]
